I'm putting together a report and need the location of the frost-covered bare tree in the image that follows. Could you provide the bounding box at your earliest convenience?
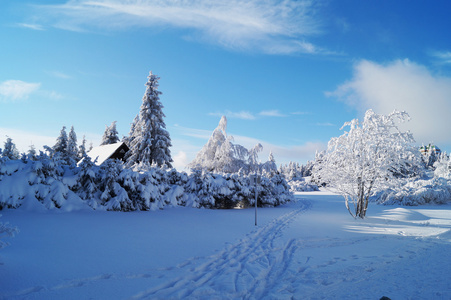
[188,116,262,174]
[314,109,421,218]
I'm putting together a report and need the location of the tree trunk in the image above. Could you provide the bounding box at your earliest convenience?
[344,195,356,218]
[356,176,365,219]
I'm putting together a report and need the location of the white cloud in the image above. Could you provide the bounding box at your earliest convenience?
[47,70,72,79]
[17,23,45,31]
[209,109,290,120]
[327,59,451,146]
[291,111,311,116]
[430,50,451,64]
[0,80,41,101]
[172,150,188,171]
[34,0,323,54]
[316,122,335,127]
[259,110,286,117]
[209,110,256,120]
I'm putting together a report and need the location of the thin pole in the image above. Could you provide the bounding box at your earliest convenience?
[255,174,258,226]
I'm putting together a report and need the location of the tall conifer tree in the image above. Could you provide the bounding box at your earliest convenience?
[125,71,172,168]
[100,121,120,146]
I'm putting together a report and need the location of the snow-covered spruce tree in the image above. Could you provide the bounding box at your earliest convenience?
[98,159,134,211]
[100,121,120,146]
[27,144,37,161]
[78,135,88,161]
[66,126,78,165]
[262,151,278,176]
[125,72,173,169]
[53,126,68,156]
[74,154,98,202]
[314,109,421,219]
[2,137,20,160]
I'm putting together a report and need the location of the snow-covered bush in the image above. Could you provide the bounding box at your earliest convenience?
[433,153,450,179]
[379,177,451,206]
[0,155,292,212]
[0,215,19,250]
[288,178,319,192]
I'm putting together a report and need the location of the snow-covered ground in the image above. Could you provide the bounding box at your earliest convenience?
[1,190,451,299]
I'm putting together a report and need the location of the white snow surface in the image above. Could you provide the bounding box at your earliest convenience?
[1,190,451,299]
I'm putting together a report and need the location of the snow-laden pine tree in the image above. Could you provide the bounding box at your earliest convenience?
[27,144,37,161]
[100,121,120,146]
[125,72,173,169]
[53,126,68,155]
[66,126,78,165]
[262,150,278,176]
[2,137,20,160]
[78,135,87,161]
[313,109,422,219]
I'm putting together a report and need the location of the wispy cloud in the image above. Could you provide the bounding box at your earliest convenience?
[316,122,335,127]
[430,50,451,65]
[259,110,286,117]
[16,23,45,31]
[209,110,256,120]
[291,111,311,116]
[0,79,64,102]
[209,109,291,120]
[47,70,72,79]
[0,80,41,102]
[32,0,324,54]
[172,124,212,140]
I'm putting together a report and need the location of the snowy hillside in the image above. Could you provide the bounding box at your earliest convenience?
[1,191,451,299]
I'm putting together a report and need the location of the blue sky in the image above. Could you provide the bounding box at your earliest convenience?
[1,0,451,170]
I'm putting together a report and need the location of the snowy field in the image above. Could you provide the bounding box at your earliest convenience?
[1,190,451,299]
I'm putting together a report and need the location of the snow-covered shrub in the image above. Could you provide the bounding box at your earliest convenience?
[98,160,135,211]
[0,215,19,250]
[288,177,319,192]
[184,172,293,209]
[0,154,293,211]
[163,169,189,207]
[379,177,451,206]
[73,155,98,201]
[279,160,314,180]
[433,153,450,179]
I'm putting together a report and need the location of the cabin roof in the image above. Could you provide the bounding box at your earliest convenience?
[86,142,129,166]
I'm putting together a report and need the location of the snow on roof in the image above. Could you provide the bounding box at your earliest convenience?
[86,142,127,166]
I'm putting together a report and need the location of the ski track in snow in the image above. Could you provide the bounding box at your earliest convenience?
[6,200,311,300]
[129,201,312,300]
[6,198,451,299]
